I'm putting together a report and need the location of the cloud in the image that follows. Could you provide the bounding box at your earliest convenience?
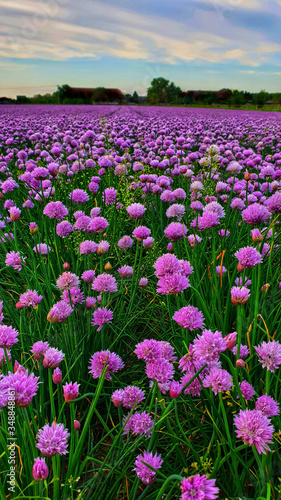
[0,0,281,70]
[199,0,264,10]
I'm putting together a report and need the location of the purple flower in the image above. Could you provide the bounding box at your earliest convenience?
[62,287,84,305]
[234,409,274,454]
[127,203,146,219]
[33,243,51,255]
[85,297,97,309]
[32,457,49,481]
[97,240,110,254]
[203,201,225,219]
[235,246,262,270]
[123,411,153,437]
[89,350,124,380]
[0,325,18,348]
[9,206,21,221]
[232,344,249,358]
[82,270,95,284]
[36,422,69,457]
[198,212,220,231]
[31,341,49,360]
[255,395,279,417]
[173,306,204,330]
[90,207,101,218]
[112,385,145,409]
[203,368,233,394]
[231,286,250,305]
[118,265,133,278]
[218,229,230,238]
[63,381,80,402]
[191,181,203,193]
[92,273,118,293]
[143,236,154,249]
[134,339,162,363]
[188,234,202,248]
[1,370,39,407]
[111,389,124,407]
[132,226,151,241]
[73,215,91,232]
[91,307,113,331]
[215,265,227,276]
[146,359,175,393]
[56,272,80,291]
[169,380,182,398]
[118,235,133,250]
[180,474,219,500]
[69,189,89,204]
[181,369,203,397]
[47,301,73,323]
[157,273,190,295]
[235,276,251,287]
[103,187,117,205]
[0,348,11,365]
[154,253,181,278]
[52,367,62,384]
[240,381,255,400]
[173,188,186,200]
[166,204,185,220]
[266,191,281,213]
[231,198,246,210]
[43,348,64,368]
[179,260,194,277]
[32,167,49,180]
[139,277,148,288]
[5,251,23,271]
[242,203,270,225]
[56,221,73,238]
[193,330,226,363]
[79,240,98,255]
[18,290,43,308]
[88,216,109,233]
[164,222,187,241]
[134,451,163,485]
[43,201,68,220]
[255,340,281,372]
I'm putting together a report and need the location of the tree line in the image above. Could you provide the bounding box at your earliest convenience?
[1,79,281,108]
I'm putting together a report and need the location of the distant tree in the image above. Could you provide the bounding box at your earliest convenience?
[253,90,269,108]
[132,91,139,103]
[182,93,194,105]
[229,90,247,107]
[166,82,182,103]
[147,78,182,104]
[57,84,70,103]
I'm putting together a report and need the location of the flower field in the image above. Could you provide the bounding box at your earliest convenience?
[0,104,281,500]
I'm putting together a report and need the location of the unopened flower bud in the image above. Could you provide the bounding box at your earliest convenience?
[236,359,245,368]
[74,420,81,431]
[63,262,70,270]
[225,332,237,351]
[29,222,38,234]
[237,263,244,273]
[32,457,49,481]
[261,284,270,292]
[244,171,251,181]
[63,382,80,403]
[47,312,58,324]
[104,261,112,272]
[52,367,62,384]
[169,381,182,399]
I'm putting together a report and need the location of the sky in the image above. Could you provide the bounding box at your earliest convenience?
[1,0,281,98]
